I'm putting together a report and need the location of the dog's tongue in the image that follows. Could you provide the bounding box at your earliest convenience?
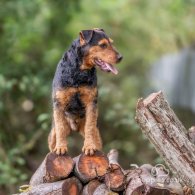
[105,63,118,75]
[95,59,119,75]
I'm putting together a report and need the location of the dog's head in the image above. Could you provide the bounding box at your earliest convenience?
[79,28,122,75]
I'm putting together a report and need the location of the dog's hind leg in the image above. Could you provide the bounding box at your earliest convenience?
[78,118,85,137]
[94,127,102,150]
[48,127,56,151]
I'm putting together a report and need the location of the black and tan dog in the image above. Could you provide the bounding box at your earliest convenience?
[48,28,122,155]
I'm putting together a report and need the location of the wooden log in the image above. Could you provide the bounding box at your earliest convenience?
[104,149,125,191]
[125,169,149,195]
[125,167,180,195]
[150,164,184,194]
[188,126,195,144]
[82,180,101,195]
[93,183,118,195]
[74,151,109,183]
[135,91,195,193]
[107,149,120,165]
[20,177,82,195]
[30,152,74,185]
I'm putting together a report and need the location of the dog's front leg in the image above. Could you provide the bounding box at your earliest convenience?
[52,89,76,155]
[82,102,98,155]
[79,87,99,155]
[53,107,70,155]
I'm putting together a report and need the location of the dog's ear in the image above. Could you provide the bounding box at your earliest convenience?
[79,30,94,46]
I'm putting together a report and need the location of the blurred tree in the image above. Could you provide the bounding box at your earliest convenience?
[0,0,195,194]
[0,0,80,193]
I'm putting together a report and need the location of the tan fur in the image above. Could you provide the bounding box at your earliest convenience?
[80,40,118,70]
[48,87,102,155]
[79,87,102,155]
[49,88,77,155]
[79,32,86,46]
[98,38,109,45]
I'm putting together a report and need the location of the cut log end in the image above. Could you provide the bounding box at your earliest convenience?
[45,152,74,182]
[143,91,162,106]
[62,177,82,195]
[30,152,74,186]
[74,150,109,183]
[105,164,125,191]
[105,149,125,191]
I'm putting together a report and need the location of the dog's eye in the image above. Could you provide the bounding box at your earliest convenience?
[99,43,108,49]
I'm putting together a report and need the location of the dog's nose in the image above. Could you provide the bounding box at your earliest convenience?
[117,54,123,62]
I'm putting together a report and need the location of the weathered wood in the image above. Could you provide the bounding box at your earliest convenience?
[135,91,195,192]
[125,166,184,195]
[104,149,125,191]
[82,180,101,195]
[107,149,120,165]
[74,151,109,183]
[20,177,82,195]
[30,152,74,185]
[125,169,156,195]
[188,126,195,144]
[149,164,184,195]
[93,183,118,195]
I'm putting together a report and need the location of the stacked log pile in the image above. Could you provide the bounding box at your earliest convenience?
[20,149,186,195]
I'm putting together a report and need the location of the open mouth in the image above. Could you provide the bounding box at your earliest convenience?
[94,58,118,75]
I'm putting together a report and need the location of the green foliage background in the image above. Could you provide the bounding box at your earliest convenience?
[0,0,195,194]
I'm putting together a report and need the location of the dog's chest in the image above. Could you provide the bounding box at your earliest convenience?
[66,92,85,117]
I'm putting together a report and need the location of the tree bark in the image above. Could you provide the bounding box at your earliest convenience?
[125,165,184,195]
[135,91,195,193]
[74,151,109,183]
[93,183,118,195]
[20,177,82,195]
[82,180,101,195]
[188,126,195,144]
[104,149,125,191]
[125,169,165,195]
[30,152,74,185]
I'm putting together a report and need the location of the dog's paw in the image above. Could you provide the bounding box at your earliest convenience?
[82,143,97,156]
[53,145,68,155]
